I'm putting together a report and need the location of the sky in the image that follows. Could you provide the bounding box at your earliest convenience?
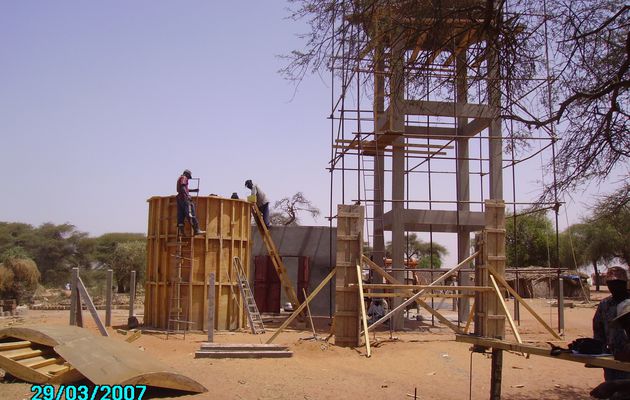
[0,1,625,268]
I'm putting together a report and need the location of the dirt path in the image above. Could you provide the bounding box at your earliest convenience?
[0,292,611,399]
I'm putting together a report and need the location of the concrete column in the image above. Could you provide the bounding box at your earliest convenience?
[456,52,471,322]
[372,41,386,280]
[390,43,406,329]
[487,45,503,200]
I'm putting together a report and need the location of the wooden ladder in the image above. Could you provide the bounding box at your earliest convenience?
[232,257,265,334]
[167,232,195,339]
[250,204,301,308]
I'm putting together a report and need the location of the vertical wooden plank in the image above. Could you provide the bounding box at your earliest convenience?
[129,270,136,319]
[202,241,208,330]
[356,263,371,357]
[106,269,113,327]
[207,273,215,342]
[70,267,79,326]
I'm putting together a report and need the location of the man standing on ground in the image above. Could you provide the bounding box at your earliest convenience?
[177,169,204,236]
[593,266,630,382]
[245,179,270,228]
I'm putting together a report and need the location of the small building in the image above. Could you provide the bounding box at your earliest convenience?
[504,267,590,300]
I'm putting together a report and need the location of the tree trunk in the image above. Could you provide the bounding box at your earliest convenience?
[593,260,600,292]
[117,278,126,293]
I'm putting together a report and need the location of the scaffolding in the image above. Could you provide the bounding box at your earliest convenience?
[326,1,562,329]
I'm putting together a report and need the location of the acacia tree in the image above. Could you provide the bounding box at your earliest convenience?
[386,233,448,268]
[107,241,146,293]
[270,192,321,226]
[283,0,629,204]
[505,212,556,268]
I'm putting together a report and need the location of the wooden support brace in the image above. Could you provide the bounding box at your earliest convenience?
[464,299,475,334]
[486,265,561,340]
[76,277,109,337]
[356,263,371,358]
[362,256,462,334]
[365,252,478,333]
[489,275,522,344]
[266,268,336,344]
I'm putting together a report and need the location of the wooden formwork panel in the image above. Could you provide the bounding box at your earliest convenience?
[144,196,251,331]
[334,204,364,347]
[475,199,506,339]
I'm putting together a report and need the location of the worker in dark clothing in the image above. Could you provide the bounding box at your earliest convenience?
[177,169,204,236]
[591,298,630,399]
[245,179,271,228]
[367,298,386,325]
[593,266,630,383]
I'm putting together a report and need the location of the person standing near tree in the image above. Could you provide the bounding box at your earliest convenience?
[176,169,204,236]
[593,266,630,382]
[245,179,270,228]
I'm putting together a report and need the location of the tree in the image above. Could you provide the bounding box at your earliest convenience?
[592,186,630,265]
[564,222,619,291]
[0,222,90,286]
[107,241,146,293]
[270,192,321,226]
[92,233,146,267]
[505,212,555,268]
[283,0,629,205]
[386,233,448,268]
[0,248,40,304]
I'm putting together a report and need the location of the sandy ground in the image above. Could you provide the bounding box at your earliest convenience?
[0,291,614,400]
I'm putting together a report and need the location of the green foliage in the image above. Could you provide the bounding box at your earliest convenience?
[106,241,146,293]
[92,233,146,266]
[506,212,556,268]
[0,222,91,286]
[386,234,448,268]
[0,223,147,292]
[0,252,40,305]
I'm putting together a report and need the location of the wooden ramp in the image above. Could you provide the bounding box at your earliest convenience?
[0,338,82,384]
[195,343,293,359]
[0,325,207,393]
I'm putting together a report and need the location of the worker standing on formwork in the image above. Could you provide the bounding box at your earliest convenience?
[245,179,271,229]
[176,169,205,236]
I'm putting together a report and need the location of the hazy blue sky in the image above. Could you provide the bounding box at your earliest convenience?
[0,1,624,267]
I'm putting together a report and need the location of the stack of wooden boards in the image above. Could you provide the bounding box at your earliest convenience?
[195,343,292,359]
[0,325,206,393]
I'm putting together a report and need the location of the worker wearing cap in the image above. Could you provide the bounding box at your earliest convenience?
[592,298,630,398]
[245,179,270,229]
[176,169,204,236]
[593,266,630,382]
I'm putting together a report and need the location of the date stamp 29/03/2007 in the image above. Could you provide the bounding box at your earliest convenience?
[30,384,147,400]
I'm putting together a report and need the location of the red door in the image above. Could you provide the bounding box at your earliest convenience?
[253,256,281,313]
[297,256,310,303]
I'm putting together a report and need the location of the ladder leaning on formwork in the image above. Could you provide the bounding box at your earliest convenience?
[250,204,301,308]
[166,231,195,339]
[232,257,265,334]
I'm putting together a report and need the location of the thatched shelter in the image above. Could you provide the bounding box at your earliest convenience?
[505,267,590,300]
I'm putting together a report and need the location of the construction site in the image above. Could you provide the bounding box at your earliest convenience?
[1,1,628,400]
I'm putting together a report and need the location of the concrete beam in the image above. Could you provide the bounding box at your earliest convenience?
[401,100,498,119]
[382,209,485,233]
